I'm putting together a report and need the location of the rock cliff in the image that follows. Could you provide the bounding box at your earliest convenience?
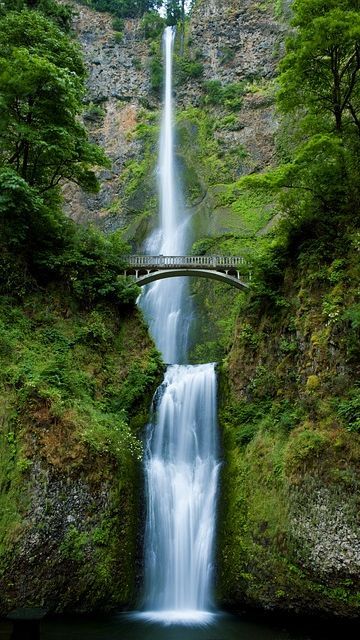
[62,0,285,246]
[218,252,360,618]
[62,1,157,236]
[0,290,162,614]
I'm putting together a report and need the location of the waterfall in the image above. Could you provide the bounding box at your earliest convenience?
[136,27,220,625]
[139,26,191,364]
[142,364,220,623]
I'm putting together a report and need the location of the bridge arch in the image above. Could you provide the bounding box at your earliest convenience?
[123,255,250,291]
[132,268,248,291]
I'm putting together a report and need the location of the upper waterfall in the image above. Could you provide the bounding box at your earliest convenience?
[139,26,192,364]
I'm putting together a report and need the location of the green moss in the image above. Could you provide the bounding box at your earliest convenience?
[218,247,360,617]
[0,398,30,561]
[0,286,163,612]
[202,80,247,111]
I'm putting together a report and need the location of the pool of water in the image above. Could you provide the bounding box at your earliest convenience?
[1,611,358,640]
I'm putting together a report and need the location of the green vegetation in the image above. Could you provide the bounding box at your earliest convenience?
[75,0,162,18]
[75,0,191,24]
[0,5,137,309]
[141,10,165,38]
[0,288,162,611]
[0,1,162,614]
[0,1,73,30]
[171,99,275,362]
[218,0,360,617]
[202,80,246,111]
[175,56,203,83]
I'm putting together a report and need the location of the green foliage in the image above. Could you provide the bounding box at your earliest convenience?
[216,1,360,617]
[175,56,203,84]
[76,0,162,18]
[0,285,162,492]
[176,107,243,190]
[112,16,124,30]
[285,429,329,472]
[248,365,278,400]
[0,11,107,194]
[279,1,360,134]
[164,0,184,26]
[37,226,140,308]
[0,1,73,31]
[59,526,89,561]
[0,400,30,558]
[221,397,305,451]
[84,102,106,122]
[0,170,138,307]
[337,389,360,432]
[203,80,246,111]
[0,5,138,310]
[114,30,124,42]
[141,11,165,39]
[149,51,163,92]
[232,1,360,312]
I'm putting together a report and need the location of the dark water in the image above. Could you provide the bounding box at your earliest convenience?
[1,612,359,640]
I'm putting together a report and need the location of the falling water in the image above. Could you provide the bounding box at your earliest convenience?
[137,27,220,625]
[142,364,220,624]
[139,27,191,364]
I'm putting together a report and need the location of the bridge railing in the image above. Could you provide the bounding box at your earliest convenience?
[126,255,247,268]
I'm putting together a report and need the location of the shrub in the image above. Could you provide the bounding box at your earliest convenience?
[150,56,162,92]
[112,16,124,31]
[285,429,329,473]
[175,57,204,84]
[203,80,246,110]
[141,11,164,39]
[337,389,360,433]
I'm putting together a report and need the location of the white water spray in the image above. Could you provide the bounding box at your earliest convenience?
[137,27,220,625]
[142,364,220,624]
[139,27,190,364]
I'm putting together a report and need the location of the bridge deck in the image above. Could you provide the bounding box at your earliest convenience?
[124,255,250,290]
[126,255,247,269]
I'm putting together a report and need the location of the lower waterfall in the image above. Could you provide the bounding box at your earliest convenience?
[141,364,220,623]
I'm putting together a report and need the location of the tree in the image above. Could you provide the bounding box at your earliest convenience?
[0,11,107,195]
[0,0,73,30]
[86,0,163,19]
[165,0,183,26]
[278,0,360,135]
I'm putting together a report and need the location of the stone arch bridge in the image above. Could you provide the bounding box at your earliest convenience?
[124,255,250,290]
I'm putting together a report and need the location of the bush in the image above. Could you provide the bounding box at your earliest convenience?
[36,226,139,308]
[150,55,162,92]
[285,429,329,472]
[337,389,360,433]
[83,102,106,122]
[112,16,124,30]
[141,11,164,39]
[203,80,246,110]
[176,57,204,84]
[77,0,158,19]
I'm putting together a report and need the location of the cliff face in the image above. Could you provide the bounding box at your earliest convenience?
[63,0,285,246]
[217,251,360,617]
[183,0,283,168]
[0,289,162,614]
[62,1,157,236]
